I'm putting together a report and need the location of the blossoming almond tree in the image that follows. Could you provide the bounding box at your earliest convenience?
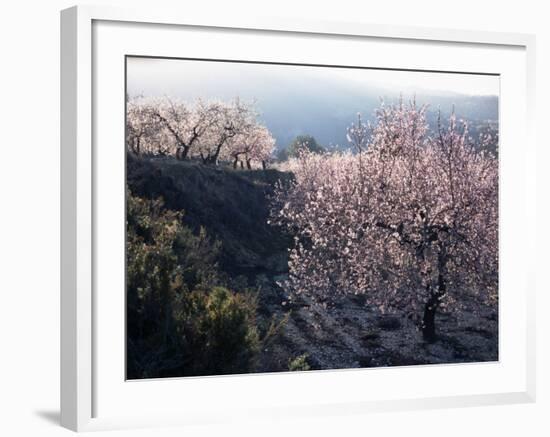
[271,101,498,342]
[251,126,277,170]
[196,99,257,165]
[126,97,162,155]
[228,125,276,169]
[149,98,220,160]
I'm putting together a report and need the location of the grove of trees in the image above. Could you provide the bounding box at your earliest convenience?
[270,101,498,342]
[126,96,276,168]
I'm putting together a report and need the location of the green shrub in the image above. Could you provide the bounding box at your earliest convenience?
[126,188,260,379]
[179,287,260,376]
[288,354,311,372]
[287,135,324,158]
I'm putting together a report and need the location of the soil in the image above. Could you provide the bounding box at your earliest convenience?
[255,274,498,373]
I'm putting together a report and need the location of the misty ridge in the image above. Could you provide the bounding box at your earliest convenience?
[126,59,499,152]
[255,90,498,150]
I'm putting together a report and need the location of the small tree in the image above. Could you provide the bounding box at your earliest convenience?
[126,97,160,155]
[150,97,218,160]
[271,101,498,342]
[228,125,276,169]
[287,135,324,158]
[197,99,257,165]
[275,147,289,162]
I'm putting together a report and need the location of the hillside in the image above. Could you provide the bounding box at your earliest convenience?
[127,155,498,373]
[127,154,292,278]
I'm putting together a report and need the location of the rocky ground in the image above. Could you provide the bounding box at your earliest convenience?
[255,275,498,373]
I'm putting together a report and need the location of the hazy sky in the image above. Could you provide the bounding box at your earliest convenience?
[126,57,499,101]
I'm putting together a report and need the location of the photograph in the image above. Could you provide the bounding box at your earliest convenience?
[125,56,499,380]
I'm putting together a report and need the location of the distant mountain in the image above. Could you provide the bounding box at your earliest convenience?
[127,60,498,151]
[257,90,498,151]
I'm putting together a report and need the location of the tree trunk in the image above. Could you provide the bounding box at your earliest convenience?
[176,145,189,160]
[261,160,266,170]
[246,159,252,170]
[210,142,224,164]
[233,156,238,169]
[422,298,438,343]
[240,161,244,169]
[422,244,448,343]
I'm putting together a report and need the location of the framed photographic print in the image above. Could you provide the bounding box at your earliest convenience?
[61,5,536,432]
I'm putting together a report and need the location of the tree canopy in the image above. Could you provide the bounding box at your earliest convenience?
[270,102,498,342]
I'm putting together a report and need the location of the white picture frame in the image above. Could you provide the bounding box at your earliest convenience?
[60,5,536,432]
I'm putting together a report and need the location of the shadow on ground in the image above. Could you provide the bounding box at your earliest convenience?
[34,410,59,426]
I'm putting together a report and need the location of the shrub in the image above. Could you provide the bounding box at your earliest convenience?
[179,287,260,376]
[126,188,260,378]
[287,135,324,158]
[288,354,311,372]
